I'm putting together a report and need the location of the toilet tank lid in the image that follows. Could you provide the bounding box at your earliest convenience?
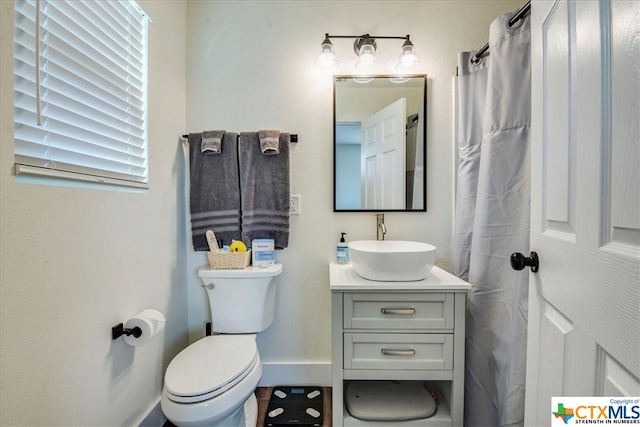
[198,264,282,278]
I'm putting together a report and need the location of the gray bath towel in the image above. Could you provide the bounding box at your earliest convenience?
[258,130,280,155]
[201,130,225,154]
[238,132,290,248]
[189,132,241,251]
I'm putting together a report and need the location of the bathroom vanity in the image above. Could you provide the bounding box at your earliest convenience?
[330,263,470,426]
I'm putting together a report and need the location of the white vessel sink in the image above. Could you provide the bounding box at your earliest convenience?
[348,240,436,282]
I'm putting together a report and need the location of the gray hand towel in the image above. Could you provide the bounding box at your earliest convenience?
[201,130,225,154]
[238,132,290,249]
[189,132,241,250]
[258,130,280,155]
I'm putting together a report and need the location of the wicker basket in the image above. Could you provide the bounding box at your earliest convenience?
[207,250,251,269]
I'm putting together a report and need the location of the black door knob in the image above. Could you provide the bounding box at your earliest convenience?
[510,251,539,273]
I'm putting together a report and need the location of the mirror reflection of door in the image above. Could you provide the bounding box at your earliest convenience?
[361,98,406,210]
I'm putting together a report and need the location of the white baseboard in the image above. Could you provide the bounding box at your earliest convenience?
[259,361,332,387]
[137,397,166,427]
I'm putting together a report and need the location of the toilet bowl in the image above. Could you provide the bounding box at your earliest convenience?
[161,335,261,427]
[161,264,282,427]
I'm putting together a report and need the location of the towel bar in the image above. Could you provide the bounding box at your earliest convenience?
[181,133,298,143]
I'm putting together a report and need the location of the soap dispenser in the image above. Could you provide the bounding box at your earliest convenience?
[336,232,349,264]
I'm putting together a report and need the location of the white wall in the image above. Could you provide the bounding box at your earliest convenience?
[185,1,522,383]
[0,1,188,425]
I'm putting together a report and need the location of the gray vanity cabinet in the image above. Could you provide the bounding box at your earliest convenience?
[330,263,471,427]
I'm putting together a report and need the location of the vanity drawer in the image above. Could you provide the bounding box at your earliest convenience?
[343,292,454,330]
[344,333,453,371]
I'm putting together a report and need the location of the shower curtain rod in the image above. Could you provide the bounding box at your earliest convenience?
[470,0,531,64]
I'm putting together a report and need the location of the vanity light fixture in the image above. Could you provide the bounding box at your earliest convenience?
[316,35,340,68]
[396,38,420,71]
[354,36,379,71]
[316,33,420,72]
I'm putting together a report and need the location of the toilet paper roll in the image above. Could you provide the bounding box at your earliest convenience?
[124,309,166,347]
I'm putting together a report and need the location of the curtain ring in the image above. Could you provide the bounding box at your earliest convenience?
[508,18,524,31]
[470,55,485,65]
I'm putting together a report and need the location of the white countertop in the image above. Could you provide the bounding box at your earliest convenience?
[329,262,472,291]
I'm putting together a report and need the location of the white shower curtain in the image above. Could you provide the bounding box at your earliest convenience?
[453,7,531,427]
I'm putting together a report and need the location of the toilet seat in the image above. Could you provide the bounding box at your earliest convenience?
[164,335,258,404]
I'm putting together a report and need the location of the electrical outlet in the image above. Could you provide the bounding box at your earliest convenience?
[290,195,301,215]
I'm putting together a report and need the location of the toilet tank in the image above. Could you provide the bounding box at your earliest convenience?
[198,264,283,333]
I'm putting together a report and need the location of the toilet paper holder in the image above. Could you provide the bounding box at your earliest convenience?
[111,323,142,340]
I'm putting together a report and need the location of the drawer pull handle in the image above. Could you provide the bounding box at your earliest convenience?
[381,308,415,315]
[381,349,416,357]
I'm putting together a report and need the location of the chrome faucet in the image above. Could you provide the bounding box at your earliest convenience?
[376,213,387,241]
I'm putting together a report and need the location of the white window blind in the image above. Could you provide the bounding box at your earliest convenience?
[14,0,149,188]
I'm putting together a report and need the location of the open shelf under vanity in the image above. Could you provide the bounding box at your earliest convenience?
[340,381,453,427]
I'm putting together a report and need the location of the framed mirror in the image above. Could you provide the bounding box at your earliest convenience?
[333,75,426,212]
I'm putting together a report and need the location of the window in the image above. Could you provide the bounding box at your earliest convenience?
[13,0,150,188]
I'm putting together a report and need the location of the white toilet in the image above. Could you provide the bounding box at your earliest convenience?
[161,264,283,427]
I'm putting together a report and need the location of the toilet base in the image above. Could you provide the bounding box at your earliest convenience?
[244,393,258,427]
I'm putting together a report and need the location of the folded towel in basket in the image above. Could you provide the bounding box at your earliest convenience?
[189,132,241,250]
[238,132,290,248]
[258,130,280,155]
[201,130,225,154]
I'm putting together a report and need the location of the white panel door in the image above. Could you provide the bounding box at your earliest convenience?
[525,1,640,425]
[360,98,406,209]
[361,123,378,209]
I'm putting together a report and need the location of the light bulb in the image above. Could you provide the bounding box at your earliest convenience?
[396,39,420,71]
[355,41,379,71]
[316,37,339,69]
